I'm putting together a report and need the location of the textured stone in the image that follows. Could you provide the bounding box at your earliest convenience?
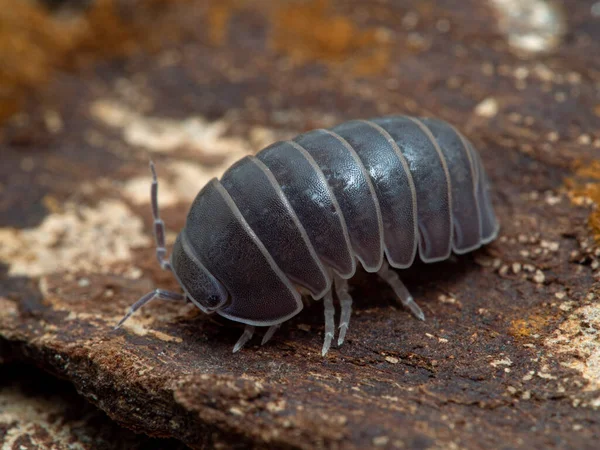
[0,363,188,449]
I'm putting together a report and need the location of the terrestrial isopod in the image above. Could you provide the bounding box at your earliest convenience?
[116,116,499,355]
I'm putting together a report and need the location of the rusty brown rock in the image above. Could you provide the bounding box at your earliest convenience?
[1,0,600,448]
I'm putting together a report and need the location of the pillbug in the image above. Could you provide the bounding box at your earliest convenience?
[116,116,499,355]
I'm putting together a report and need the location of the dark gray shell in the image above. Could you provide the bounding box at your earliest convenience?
[170,116,499,326]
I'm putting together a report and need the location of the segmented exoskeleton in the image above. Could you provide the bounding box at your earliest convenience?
[116,116,499,355]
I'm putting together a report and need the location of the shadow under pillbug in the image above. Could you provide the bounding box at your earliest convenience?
[116,116,500,355]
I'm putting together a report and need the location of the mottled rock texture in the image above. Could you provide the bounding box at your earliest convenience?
[0,363,188,449]
[1,0,599,448]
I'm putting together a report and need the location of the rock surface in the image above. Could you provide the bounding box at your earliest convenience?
[0,363,188,449]
[1,0,600,448]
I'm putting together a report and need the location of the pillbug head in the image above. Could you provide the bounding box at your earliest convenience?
[170,234,229,313]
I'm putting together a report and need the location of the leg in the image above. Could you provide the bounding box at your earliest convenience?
[150,161,171,271]
[261,324,280,345]
[334,275,353,346]
[233,325,256,353]
[115,289,185,329]
[322,290,335,356]
[377,261,425,321]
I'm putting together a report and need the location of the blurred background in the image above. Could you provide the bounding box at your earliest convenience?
[1,0,597,229]
[1,0,599,448]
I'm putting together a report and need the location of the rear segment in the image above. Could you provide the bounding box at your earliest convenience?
[465,140,500,242]
[420,118,482,253]
[182,179,303,326]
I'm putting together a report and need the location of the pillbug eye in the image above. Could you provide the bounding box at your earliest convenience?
[204,295,221,308]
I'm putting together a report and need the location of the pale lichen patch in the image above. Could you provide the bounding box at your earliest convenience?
[474,97,499,118]
[0,384,88,450]
[491,0,566,54]
[64,311,107,323]
[0,200,149,277]
[92,99,261,204]
[545,303,600,392]
[151,330,183,343]
[117,314,183,343]
[490,357,513,368]
[124,159,249,206]
[168,160,240,202]
[90,99,252,158]
[0,297,18,318]
[123,175,179,207]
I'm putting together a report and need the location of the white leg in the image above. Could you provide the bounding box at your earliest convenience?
[150,161,171,271]
[334,275,352,346]
[377,261,425,321]
[261,324,280,345]
[115,162,183,329]
[115,289,185,329]
[322,290,335,356]
[233,325,255,353]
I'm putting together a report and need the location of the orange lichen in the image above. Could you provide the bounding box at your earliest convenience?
[207,0,247,46]
[590,208,600,241]
[206,0,392,74]
[573,160,600,181]
[566,160,600,242]
[510,314,553,339]
[270,0,391,75]
[0,0,190,125]
[0,0,79,121]
[207,0,395,74]
[350,45,392,77]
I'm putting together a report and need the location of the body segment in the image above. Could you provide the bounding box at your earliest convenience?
[294,129,384,272]
[220,155,330,298]
[332,120,418,268]
[372,116,453,263]
[257,141,355,279]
